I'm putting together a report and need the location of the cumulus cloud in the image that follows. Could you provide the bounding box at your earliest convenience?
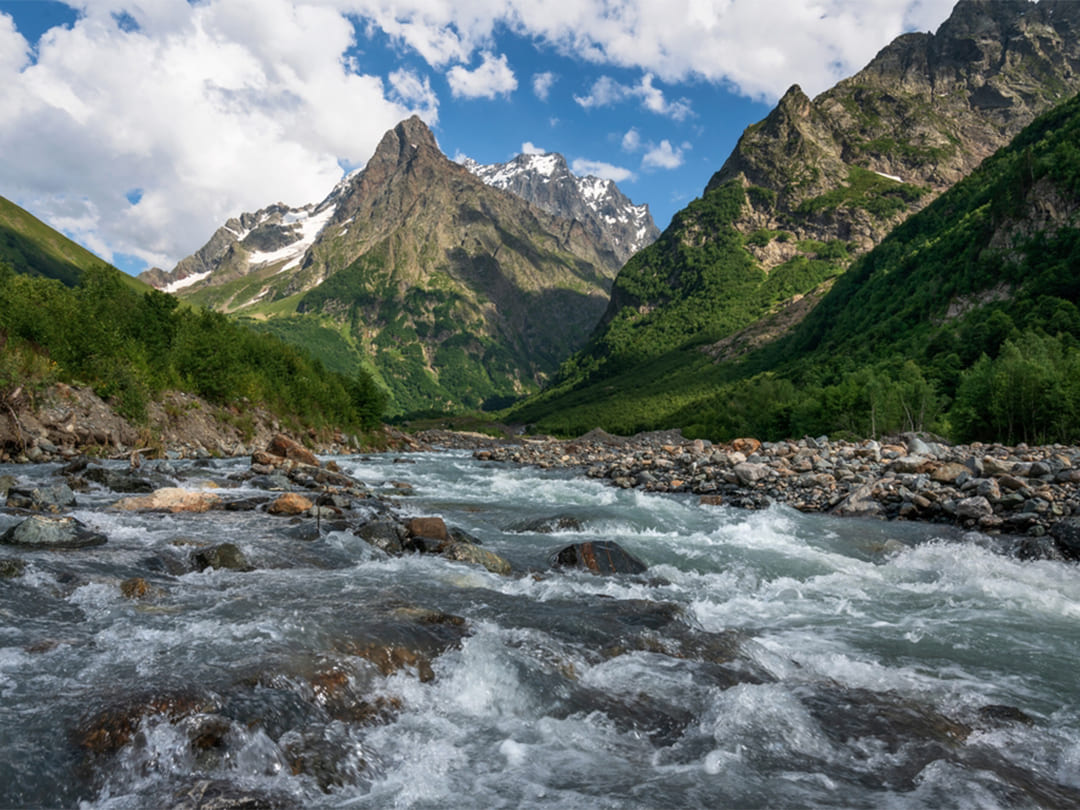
[621,128,641,152]
[532,70,556,101]
[571,158,636,183]
[351,0,955,100]
[0,0,437,269]
[574,72,692,120]
[642,139,685,170]
[446,51,517,99]
[521,141,545,154]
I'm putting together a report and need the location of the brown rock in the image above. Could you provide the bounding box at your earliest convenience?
[268,493,313,516]
[111,487,221,513]
[731,437,762,455]
[119,577,151,599]
[267,433,320,467]
[441,542,512,575]
[407,516,449,542]
[699,495,724,506]
[931,462,969,484]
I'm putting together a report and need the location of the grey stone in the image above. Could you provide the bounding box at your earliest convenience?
[956,496,993,520]
[0,515,107,548]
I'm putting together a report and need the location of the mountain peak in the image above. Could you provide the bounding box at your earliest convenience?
[367,115,440,171]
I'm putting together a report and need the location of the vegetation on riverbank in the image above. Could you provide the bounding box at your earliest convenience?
[0,262,386,438]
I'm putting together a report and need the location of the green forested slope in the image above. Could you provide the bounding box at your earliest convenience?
[515,91,1080,445]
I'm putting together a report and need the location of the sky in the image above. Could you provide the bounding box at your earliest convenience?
[0,0,961,276]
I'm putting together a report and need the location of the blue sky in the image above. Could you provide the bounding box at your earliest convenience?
[0,0,959,275]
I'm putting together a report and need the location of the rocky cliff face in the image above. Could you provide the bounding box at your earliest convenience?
[145,117,622,414]
[464,152,658,266]
[710,0,1080,261]
[593,0,1080,355]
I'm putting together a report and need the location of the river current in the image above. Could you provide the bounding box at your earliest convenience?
[1,450,1079,809]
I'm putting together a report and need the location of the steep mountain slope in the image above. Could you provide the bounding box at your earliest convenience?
[464,152,658,265]
[513,0,1080,434]
[146,117,622,414]
[0,195,147,290]
[674,88,1080,444]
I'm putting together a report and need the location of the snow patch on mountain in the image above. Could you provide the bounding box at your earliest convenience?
[464,151,659,264]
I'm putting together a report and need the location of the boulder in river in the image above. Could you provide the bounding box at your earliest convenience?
[442,541,512,575]
[552,540,647,575]
[6,483,76,513]
[1049,517,1080,561]
[267,493,313,516]
[505,514,584,533]
[0,515,106,548]
[190,543,252,572]
[112,487,222,513]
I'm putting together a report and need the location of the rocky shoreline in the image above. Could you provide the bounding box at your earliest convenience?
[441,429,1080,563]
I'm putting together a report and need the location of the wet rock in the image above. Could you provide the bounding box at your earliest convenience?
[169,779,294,810]
[266,434,320,467]
[82,467,158,493]
[0,557,26,577]
[0,515,107,548]
[190,543,252,572]
[119,577,151,599]
[505,514,584,533]
[75,688,220,755]
[267,493,313,516]
[248,474,291,491]
[355,518,406,555]
[0,474,17,497]
[224,497,271,512]
[441,541,512,575]
[6,483,77,513]
[1049,517,1080,561]
[977,704,1035,727]
[112,487,222,513]
[279,724,374,793]
[406,516,449,543]
[551,540,648,575]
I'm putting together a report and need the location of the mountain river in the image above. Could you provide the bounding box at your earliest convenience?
[1,450,1079,808]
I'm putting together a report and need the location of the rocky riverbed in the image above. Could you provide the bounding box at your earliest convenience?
[4,433,1080,807]
[461,429,1080,562]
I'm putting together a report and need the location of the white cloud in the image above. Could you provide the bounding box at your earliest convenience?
[350,0,956,101]
[621,127,642,152]
[571,158,636,183]
[521,141,545,155]
[446,51,517,99]
[642,139,685,170]
[574,72,693,120]
[0,0,437,269]
[532,70,556,101]
[0,12,29,74]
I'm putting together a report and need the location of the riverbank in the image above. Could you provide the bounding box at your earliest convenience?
[0,383,421,463]
[425,428,1080,561]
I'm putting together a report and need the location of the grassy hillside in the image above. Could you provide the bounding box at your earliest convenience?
[0,196,147,292]
[514,91,1080,445]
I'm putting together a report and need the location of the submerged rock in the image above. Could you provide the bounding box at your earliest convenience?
[190,543,252,572]
[0,557,26,577]
[0,515,106,548]
[551,540,647,574]
[505,514,584,533]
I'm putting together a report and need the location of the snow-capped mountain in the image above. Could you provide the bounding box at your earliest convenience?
[463,152,659,265]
